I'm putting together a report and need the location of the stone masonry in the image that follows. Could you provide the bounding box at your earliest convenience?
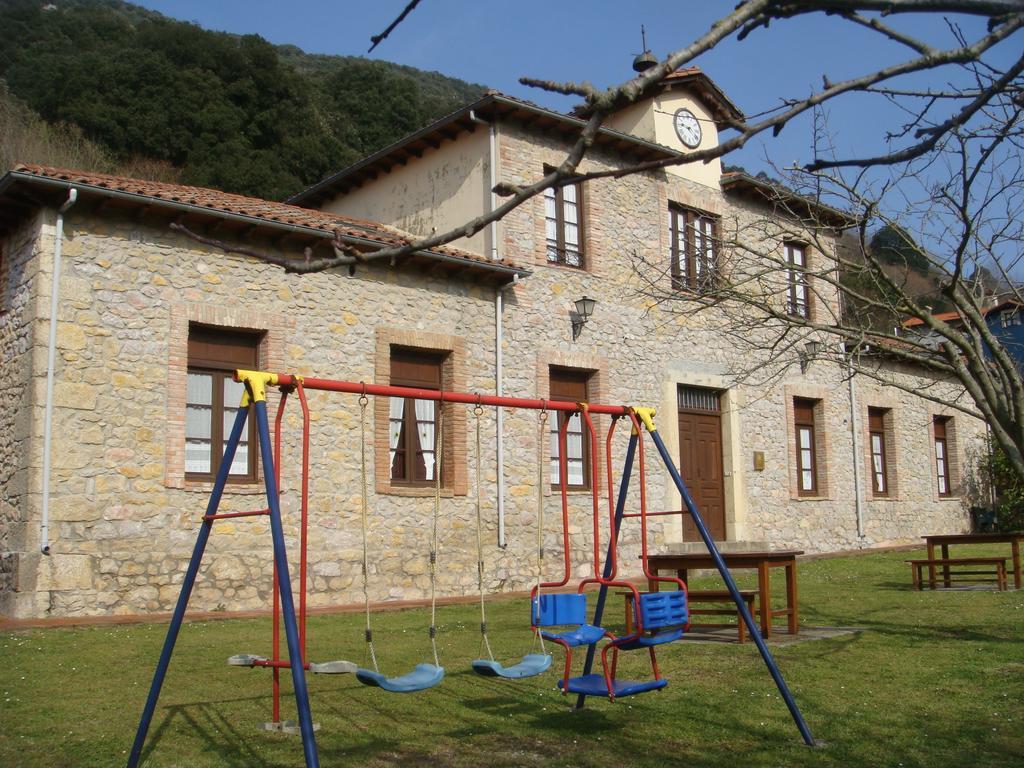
[0,156,987,618]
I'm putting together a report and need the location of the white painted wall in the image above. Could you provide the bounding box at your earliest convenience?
[606,88,724,190]
[322,126,491,257]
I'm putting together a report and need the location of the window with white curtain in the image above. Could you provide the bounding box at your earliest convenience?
[389,349,445,485]
[793,398,819,496]
[544,169,584,268]
[549,367,592,489]
[669,205,718,292]
[785,242,810,318]
[868,407,891,496]
[934,416,953,496]
[185,324,261,482]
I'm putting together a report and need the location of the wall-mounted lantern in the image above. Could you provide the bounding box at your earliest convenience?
[571,296,597,341]
[799,340,824,374]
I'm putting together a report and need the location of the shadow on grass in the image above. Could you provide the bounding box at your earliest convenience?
[141,696,275,768]
[869,579,1010,592]
[796,603,1014,645]
[134,673,814,768]
[873,580,928,591]
[140,688,416,767]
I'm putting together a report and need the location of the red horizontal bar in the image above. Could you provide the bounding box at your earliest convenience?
[621,510,689,519]
[273,374,632,415]
[252,660,310,670]
[204,509,270,521]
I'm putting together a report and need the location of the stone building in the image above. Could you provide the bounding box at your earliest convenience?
[0,68,985,619]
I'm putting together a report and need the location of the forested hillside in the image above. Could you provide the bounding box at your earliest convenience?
[0,0,485,200]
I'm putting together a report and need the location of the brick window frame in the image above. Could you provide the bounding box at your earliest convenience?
[784,241,811,319]
[374,328,467,497]
[785,386,830,500]
[185,325,261,484]
[549,367,592,490]
[668,204,719,292]
[860,399,901,501]
[536,350,607,496]
[931,414,960,498]
[543,171,585,269]
[165,302,289,492]
[867,408,891,497]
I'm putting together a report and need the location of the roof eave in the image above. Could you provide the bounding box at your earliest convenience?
[720,172,855,229]
[661,71,744,125]
[287,92,683,207]
[0,170,530,284]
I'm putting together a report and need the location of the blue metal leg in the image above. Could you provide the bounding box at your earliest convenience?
[575,429,638,710]
[254,400,319,767]
[645,426,816,746]
[127,405,251,767]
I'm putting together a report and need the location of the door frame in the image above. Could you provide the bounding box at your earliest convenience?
[657,372,747,544]
[677,400,727,541]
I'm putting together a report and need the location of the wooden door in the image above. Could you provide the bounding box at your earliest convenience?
[677,387,726,541]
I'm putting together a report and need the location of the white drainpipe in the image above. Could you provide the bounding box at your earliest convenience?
[40,188,78,555]
[470,109,509,548]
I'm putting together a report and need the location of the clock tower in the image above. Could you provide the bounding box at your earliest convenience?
[604,66,743,189]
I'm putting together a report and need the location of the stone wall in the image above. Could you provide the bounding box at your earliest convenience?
[492,122,982,557]
[0,150,988,618]
[0,213,44,617]
[5,209,575,618]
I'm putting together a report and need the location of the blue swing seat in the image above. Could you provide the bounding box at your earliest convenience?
[355,663,444,693]
[617,628,685,650]
[534,594,608,647]
[618,591,688,650]
[540,624,607,647]
[471,653,553,679]
[562,673,668,698]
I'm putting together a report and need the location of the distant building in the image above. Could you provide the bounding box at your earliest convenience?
[901,298,1024,367]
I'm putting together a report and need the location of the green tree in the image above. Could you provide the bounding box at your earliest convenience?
[869,224,929,272]
[989,442,1024,531]
[0,0,483,199]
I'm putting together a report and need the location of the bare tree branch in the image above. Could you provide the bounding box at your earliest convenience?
[202,1,1024,488]
[518,77,596,98]
[808,50,1024,170]
[640,122,1024,478]
[172,223,347,272]
[235,2,1024,284]
[368,0,424,53]
[837,9,938,55]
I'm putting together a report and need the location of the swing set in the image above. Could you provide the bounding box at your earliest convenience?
[126,370,816,768]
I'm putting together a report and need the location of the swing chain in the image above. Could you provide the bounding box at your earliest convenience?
[473,402,495,661]
[534,408,548,654]
[428,398,442,668]
[357,394,379,673]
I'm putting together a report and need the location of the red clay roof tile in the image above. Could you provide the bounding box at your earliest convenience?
[11,164,523,274]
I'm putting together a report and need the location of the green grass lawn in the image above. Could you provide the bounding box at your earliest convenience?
[2,547,1022,767]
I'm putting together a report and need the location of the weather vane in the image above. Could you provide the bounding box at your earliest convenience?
[633,24,657,73]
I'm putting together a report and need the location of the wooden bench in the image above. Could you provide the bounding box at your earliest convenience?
[623,589,757,643]
[907,557,1008,591]
[687,590,759,643]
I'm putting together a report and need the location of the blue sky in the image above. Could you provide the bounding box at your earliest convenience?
[132,1,1017,181]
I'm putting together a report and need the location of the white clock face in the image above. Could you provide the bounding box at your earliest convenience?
[674,108,702,148]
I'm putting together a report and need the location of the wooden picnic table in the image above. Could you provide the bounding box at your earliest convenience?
[923,532,1024,590]
[647,550,804,637]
